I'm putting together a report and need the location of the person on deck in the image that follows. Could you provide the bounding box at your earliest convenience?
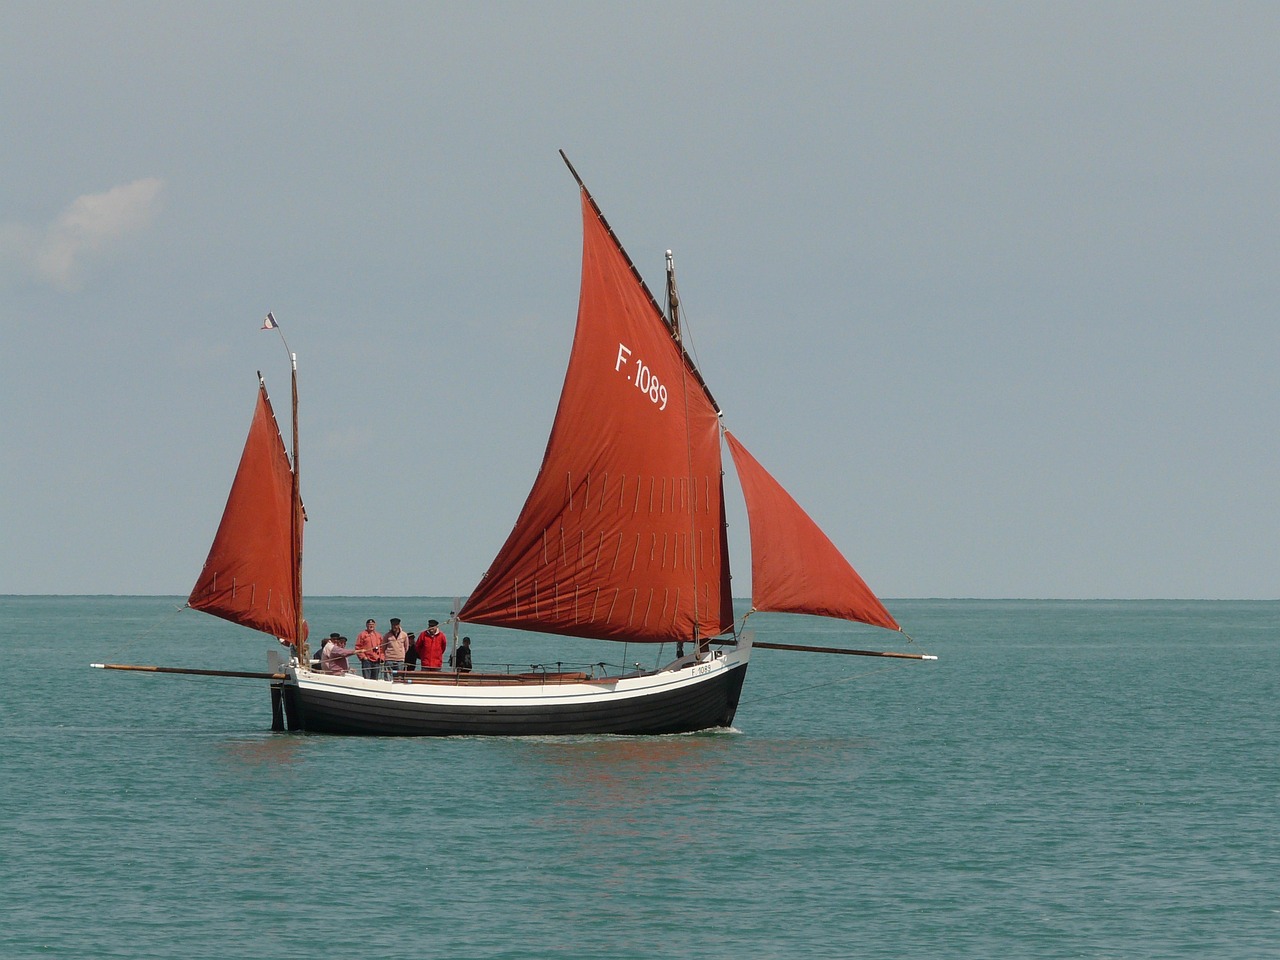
[355,618,385,679]
[382,618,410,677]
[404,627,418,670]
[320,633,357,675]
[417,620,447,671]
[454,636,473,673]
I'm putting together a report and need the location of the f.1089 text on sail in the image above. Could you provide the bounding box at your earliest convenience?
[615,342,669,411]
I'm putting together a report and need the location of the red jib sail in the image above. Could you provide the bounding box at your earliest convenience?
[725,431,899,631]
[461,190,734,643]
[189,383,304,641]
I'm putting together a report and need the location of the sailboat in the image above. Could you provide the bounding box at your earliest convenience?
[95,154,933,735]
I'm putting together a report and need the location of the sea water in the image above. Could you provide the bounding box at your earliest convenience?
[0,597,1275,959]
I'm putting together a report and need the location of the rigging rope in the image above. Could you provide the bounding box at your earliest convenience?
[120,601,190,654]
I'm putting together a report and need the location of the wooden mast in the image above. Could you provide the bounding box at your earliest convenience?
[665,248,708,654]
[290,350,305,664]
[665,250,681,344]
[267,313,306,663]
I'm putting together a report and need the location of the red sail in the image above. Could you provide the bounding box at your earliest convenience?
[461,191,733,643]
[189,384,303,640]
[725,431,899,631]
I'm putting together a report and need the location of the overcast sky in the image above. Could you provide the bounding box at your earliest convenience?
[2,2,1276,600]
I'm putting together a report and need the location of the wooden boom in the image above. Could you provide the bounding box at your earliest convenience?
[91,663,285,680]
[750,642,937,660]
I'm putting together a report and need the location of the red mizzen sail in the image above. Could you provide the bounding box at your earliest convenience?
[189,383,304,641]
[461,190,734,643]
[725,431,899,631]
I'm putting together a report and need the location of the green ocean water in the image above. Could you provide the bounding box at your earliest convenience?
[0,596,1275,959]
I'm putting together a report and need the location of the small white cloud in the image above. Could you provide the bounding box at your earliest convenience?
[1,177,165,290]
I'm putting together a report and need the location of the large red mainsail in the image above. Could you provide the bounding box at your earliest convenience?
[461,190,734,643]
[725,431,899,631]
[189,383,304,641]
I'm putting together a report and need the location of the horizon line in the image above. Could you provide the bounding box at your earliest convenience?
[3,594,1277,603]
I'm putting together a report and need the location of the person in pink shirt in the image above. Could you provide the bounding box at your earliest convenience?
[416,619,448,671]
[320,633,357,674]
[382,618,411,676]
[355,618,385,679]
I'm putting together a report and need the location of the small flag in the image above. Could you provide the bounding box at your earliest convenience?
[262,312,278,330]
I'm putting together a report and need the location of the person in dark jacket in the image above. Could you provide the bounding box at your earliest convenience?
[454,636,473,673]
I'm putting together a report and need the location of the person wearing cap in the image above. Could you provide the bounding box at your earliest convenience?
[404,626,418,670]
[320,633,357,675]
[355,618,385,679]
[454,636,473,673]
[416,619,447,671]
[383,618,410,677]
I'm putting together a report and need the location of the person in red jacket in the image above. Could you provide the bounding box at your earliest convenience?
[416,620,447,671]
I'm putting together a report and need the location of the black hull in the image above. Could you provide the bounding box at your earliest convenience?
[275,662,748,736]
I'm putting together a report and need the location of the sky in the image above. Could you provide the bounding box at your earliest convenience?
[2,2,1276,600]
